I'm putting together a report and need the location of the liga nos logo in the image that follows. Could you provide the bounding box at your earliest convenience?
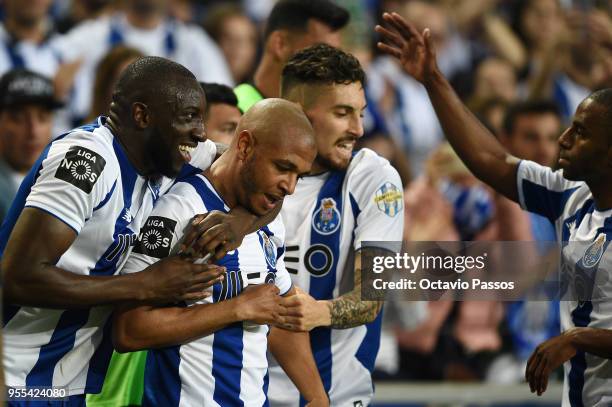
[55,146,106,193]
[133,216,177,258]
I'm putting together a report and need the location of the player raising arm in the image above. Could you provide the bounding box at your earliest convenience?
[377,12,612,406]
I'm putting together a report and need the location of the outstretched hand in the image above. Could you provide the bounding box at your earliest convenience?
[375,12,439,84]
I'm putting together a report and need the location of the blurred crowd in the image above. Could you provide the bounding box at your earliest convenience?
[0,0,610,384]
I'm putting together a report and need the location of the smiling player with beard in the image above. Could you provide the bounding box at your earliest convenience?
[266,44,405,407]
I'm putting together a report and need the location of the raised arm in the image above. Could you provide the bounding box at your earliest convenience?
[3,208,223,308]
[376,12,521,202]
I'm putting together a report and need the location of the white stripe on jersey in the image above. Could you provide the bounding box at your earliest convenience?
[517,160,612,407]
[121,174,291,407]
[1,117,216,395]
[268,148,404,407]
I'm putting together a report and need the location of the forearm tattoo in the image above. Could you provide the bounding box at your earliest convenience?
[328,268,382,329]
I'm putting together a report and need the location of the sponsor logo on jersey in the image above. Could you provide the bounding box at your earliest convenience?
[55,146,106,193]
[374,182,402,217]
[133,216,177,258]
[581,233,607,268]
[312,198,341,235]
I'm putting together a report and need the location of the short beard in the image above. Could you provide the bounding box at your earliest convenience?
[314,154,350,172]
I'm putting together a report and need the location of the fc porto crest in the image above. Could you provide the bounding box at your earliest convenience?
[374,182,403,217]
[312,198,341,235]
[581,233,607,268]
[261,232,277,268]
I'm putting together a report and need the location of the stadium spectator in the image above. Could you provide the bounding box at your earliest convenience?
[201,82,242,146]
[0,69,62,224]
[234,0,350,112]
[204,4,259,84]
[53,0,233,125]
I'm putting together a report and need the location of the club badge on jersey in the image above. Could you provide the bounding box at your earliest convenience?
[261,231,277,268]
[374,182,402,217]
[312,198,341,235]
[581,233,607,269]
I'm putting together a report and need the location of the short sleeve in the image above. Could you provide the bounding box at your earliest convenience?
[516,160,582,223]
[350,151,404,251]
[267,216,293,296]
[121,182,206,275]
[189,139,217,170]
[25,139,114,233]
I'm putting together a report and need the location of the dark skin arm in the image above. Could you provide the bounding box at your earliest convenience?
[526,327,612,396]
[113,284,284,352]
[180,203,282,260]
[376,12,521,202]
[3,208,224,308]
[269,324,328,406]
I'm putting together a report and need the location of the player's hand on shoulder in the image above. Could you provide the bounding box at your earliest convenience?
[235,284,284,325]
[278,290,331,332]
[140,256,226,304]
[525,331,577,396]
[180,210,249,260]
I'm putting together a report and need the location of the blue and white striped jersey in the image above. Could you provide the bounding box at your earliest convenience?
[1,117,216,396]
[268,148,404,407]
[517,160,612,407]
[0,24,62,78]
[52,13,233,122]
[121,174,292,407]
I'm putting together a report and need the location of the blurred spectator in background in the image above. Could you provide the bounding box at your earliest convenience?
[55,0,115,34]
[200,82,241,146]
[234,0,349,112]
[471,57,518,104]
[53,0,233,126]
[204,4,259,84]
[0,69,62,223]
[85,46,143,122]
[0,0,61,78]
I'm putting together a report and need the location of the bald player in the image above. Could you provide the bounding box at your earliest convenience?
[112,99,329,406]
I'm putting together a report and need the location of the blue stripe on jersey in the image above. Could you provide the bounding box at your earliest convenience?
[262,370,270,407]
[521,179,580,223]
[89,139,138,276]
[306,170,347,402]
[211,321,245,407]
[355,311,383,372]
[568,215,612,406]
[5,42,25,68]
[25,309,90,386]
[143,345,182,407]
[84,315,114,392]
[92,180,117,212]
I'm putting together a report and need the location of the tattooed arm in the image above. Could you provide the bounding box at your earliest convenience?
[328,254,383,328]
[279,253,382,331]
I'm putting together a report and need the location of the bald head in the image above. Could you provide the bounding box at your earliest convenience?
[236,98,315,149]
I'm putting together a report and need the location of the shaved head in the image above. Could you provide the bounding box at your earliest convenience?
[236,98,315,149]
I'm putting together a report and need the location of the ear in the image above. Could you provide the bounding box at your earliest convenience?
[132,102,149,129]
[236,129,255,161]
[268,30,291,62]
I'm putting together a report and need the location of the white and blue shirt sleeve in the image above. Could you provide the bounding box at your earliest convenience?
[349,150,404,250]
[516,160,583,224]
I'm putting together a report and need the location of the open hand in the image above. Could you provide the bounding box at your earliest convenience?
[526,332,577,396]
[375,12,439,84]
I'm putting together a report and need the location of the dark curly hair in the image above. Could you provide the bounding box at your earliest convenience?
[280,44,365,97]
